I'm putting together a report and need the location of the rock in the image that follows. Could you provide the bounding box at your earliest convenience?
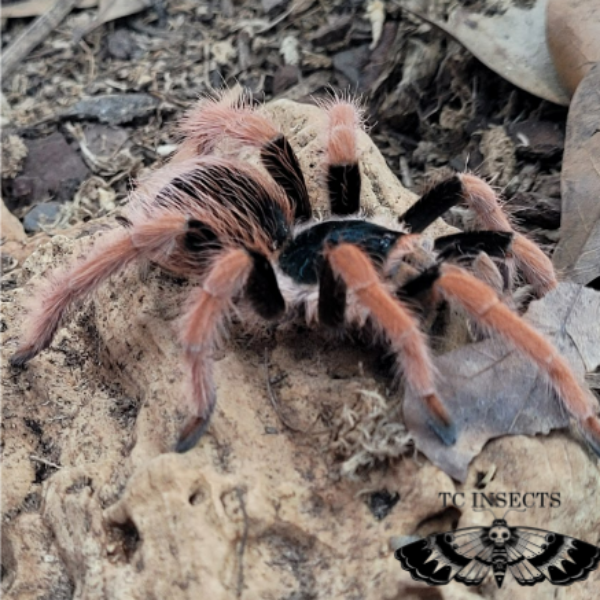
[1,197,26,275]
[23,201,62,233]
[61,94,160,125]
[107,29,136,60]
[1,197,26,243]
[2,100,598,599]
[309,14,353,48]
[272,64,300,95]
[7,132,88,210]
[332,45,371,88]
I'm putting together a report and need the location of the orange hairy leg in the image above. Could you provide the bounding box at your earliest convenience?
[325,243,456,445]
[10,215,190,367]
[434,264,600,454]
[176,248,254,452]
[323,98,364,215]
[459,173,557,295]
[179,90,279,155]
[324,99,362,166]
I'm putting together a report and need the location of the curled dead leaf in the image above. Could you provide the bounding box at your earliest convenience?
[552,63,600,286]
[547,0,600,96]
[76,0,153,39]
[1,0,97,18]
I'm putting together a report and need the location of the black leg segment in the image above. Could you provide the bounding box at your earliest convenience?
[260,134,312,222]
[397,265,441,300]
[434,231,513,261]
[318,257,347,327]
[246,251,285,320]
[328,163,361,215]
[399,175,463,233]
[175,402,217,453]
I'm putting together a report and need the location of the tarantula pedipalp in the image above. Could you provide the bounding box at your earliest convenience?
[10,93,600,456]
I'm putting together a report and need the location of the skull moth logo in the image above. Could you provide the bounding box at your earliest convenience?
[395,514,600,588]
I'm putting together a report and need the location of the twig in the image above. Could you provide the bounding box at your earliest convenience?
[263,349,314,434]
[1,0,79,80]
[29,455,62,470]
[586,371,600,389]
[235,487,249,598]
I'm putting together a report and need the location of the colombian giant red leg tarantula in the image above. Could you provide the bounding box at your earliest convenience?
[10,92,600,455]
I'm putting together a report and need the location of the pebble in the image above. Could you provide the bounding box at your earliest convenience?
[23,202,62,233]
[61,94,160,125]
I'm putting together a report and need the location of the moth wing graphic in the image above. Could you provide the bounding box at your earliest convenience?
[453,542,494,586]
[395,527,493,586]
[507,527,600,586]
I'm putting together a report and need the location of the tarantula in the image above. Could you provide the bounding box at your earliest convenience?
[10,92,600,456]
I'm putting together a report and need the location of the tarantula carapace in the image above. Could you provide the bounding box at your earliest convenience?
[10,92,600,456]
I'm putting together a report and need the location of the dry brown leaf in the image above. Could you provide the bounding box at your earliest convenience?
[552,63,600,286]
[547,0,600,96]
[404,283,600,481]
[400,0,570,106]
[77,0,153,38]
[2,0,97,18]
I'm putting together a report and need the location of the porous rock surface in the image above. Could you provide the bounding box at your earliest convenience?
[2,101,599,599]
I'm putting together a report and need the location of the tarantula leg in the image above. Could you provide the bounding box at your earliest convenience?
[10,232,134,366]
[433,231,513,261]
[429,264,600,455]
[245,251,285,320]
[10,213,199,368]
[399,173,557,295]
[458,173,557,295]
[177,248,285,452]
[318,257,347,328]
[399,176,464,233]
[432,231,514,294]
[177,248,255,453]
[324,99,364,215]
[180,93,311,222]
[325,243,457,445]
[260,135,312,222]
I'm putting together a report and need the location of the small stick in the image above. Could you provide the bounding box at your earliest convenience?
[263,349,314,434]
[29,454,62,470]
[1,0,79,80]
[235,487,249,598]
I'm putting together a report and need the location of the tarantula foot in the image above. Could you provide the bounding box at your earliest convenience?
[9,346,38,369]
[175,415,211,453]
[579,415,600,457]
[423,393,457,446]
